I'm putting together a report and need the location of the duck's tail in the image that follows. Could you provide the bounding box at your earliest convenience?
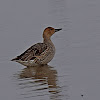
[11,57,19,61]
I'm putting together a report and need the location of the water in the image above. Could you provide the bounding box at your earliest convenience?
[0,0,100,100]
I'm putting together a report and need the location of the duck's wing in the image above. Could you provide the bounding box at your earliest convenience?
[11,43,47,61]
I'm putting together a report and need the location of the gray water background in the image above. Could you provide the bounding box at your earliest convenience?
[0,0,100,100]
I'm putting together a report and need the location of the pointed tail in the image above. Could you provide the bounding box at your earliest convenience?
[11,57,19,61]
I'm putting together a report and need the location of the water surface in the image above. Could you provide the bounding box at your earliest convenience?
[0,0,100,100]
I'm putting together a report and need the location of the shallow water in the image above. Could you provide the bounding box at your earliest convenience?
[0,0,100,100]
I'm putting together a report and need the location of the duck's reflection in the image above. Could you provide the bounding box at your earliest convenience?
[17,65,61,99]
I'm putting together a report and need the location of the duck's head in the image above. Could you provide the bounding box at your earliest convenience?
[43,27,62,39]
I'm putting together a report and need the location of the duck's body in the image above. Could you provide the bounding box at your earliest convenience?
[12,40,55,67]
[11,27,62,67]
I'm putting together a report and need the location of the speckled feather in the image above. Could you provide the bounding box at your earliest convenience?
[12,43,47,61]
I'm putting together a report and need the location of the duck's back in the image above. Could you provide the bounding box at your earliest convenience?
[12,43,47,61]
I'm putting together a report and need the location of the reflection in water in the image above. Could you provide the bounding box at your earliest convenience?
[15,65,62,100]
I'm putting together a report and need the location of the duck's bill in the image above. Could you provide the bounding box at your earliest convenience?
[55,28,62,32]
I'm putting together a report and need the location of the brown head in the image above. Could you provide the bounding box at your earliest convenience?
[43,27,62,39]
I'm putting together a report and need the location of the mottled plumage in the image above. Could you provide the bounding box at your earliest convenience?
[11,27,62,66]
[12,43,47,61]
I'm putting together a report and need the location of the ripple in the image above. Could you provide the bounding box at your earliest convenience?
[14,65,65,100]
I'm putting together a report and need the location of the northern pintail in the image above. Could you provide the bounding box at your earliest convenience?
[11,27,62,66]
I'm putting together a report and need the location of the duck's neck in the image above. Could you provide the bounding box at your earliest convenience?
[43,37,53,45]
[43,37,51,43]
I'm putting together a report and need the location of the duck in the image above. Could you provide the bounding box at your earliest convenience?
[11,27,62,67]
